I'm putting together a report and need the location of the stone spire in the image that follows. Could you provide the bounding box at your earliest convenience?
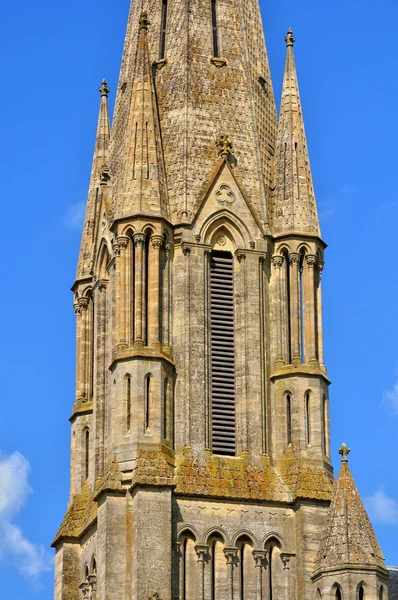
[315,445,385,572]
[272,30,320,236]
[116,12,168,221]
[76,80,111,281]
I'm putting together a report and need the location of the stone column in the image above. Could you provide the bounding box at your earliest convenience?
[224,547,238,600]
[271,255,285,366]
[288,253,302,364]
[93,280,108,479]
[148,235,163,348]
[195,544,209,600]
[236,250,248,454]
[316,261,325,367]
[79,582,90,600]
[116,236,130,348]
[162,241,173,353]
[77,297,91,401]
[303,254,318,364]
[74,299,84,401]
[253,550,267,600]
[280,553,293,600]
[133,233,146,344]
[88,574,97,600]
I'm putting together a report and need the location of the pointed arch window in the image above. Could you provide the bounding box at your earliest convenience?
[335,587,342,600]
[145,374,151,431]
[305,392,311,445]
[359,586,364,600]
[159,0,168,59]
[163,377,168,440]
[211,0,219,57]
[379,586,384,600]
[126,376,132,431]
[286,393,292,446]
[85,429,90,480]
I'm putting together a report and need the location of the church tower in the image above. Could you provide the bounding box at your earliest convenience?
[52,2,389,599]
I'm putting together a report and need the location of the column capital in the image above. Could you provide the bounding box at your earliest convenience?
[195,544,209,562]
[74,297,89,314]
[117,235,130,251]
[271,254,284,269]
[182,244,191,256]
[280,552,295,570]
[288,252,301,267]
[133,232,146,247]
[235,250,246,263]
[305,253,317,268]
[224,546,238,564]
[317,260,325,273]
[165,241,173,258]
[87,574,97,592]
[252,549,267,568]
[151,235,164,250]
[79,582,90,599]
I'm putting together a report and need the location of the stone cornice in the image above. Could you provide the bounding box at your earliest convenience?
[69,401,93,422]
[270,363,330,385]
[268,231,327,249]
[109,346,175,371]
[311,563,389,582]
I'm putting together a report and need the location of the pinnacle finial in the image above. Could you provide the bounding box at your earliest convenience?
[285,28,295,47]
[338,443,351,463]
[139,12,150,30]
[99,79,110,97]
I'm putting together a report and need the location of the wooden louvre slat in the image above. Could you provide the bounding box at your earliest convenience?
[210,251,236,455]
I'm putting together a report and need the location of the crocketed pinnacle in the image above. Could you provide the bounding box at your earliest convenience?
[76,80,111,280]
[273,30,320,236]
[315,446,385,572]
[117,13,168,220]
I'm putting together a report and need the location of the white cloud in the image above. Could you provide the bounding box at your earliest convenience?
[384,376,398,416]
[365,486,398,525]
[64,200,86,229]
[0,452,53,581]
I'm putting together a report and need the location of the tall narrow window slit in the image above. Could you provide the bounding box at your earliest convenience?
[210,251,236,455]
[286,394,292,446]
[127,376,132,431]
[160,0,168,59]
[211,0,219,57]
[85,429,90,480]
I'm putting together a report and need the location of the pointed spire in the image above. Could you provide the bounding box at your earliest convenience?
[273,30,320,236]
[315,445,386,572]
[116,12,169,220]
[76,81,111,280]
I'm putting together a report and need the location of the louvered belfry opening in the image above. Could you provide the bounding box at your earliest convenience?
[210,250,236,455]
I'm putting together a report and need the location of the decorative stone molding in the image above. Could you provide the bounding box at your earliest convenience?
[165,241,173,258]
[133,232,146,247]
[288,252,301,267]
[147,591,162,600]
[215,183,236,205]
[151,235,164,250]
[216,134,233,159]
[79,582,90,599]
[224,547,238,565]
[252,549,267,568]
[195,544,209,562]
[97,279,108,293]
[117,236,129,252]
[271,255,284,269]
[235,250,246,263]
[211,57,227,68]
[182,244,191,256]
[305,254,317,268]
[87,574,97,593]
[216,236,227,247]
[280,552,295,570]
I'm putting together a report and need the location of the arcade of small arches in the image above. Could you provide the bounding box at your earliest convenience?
[315,583,385,599]
[176,528,293,600]
[79,556,97,600]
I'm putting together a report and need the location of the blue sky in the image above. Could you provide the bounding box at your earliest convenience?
[1,0,397,597]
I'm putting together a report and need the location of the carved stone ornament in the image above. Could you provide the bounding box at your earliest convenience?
[151,235,164,250]
[305,254,317,268]
[182,245,191,256]
[252,549,267,568]
[117,236,129,251]
[133,233,146,247]
[195,544,209,562]
[271,255,284,269]
[215,183,236,205]
[216,135,233,159]
[147,591,162,600]
[216,236,227,247]
[224,547,238,565]
[289,252,301,267]
[79,582,90,599]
